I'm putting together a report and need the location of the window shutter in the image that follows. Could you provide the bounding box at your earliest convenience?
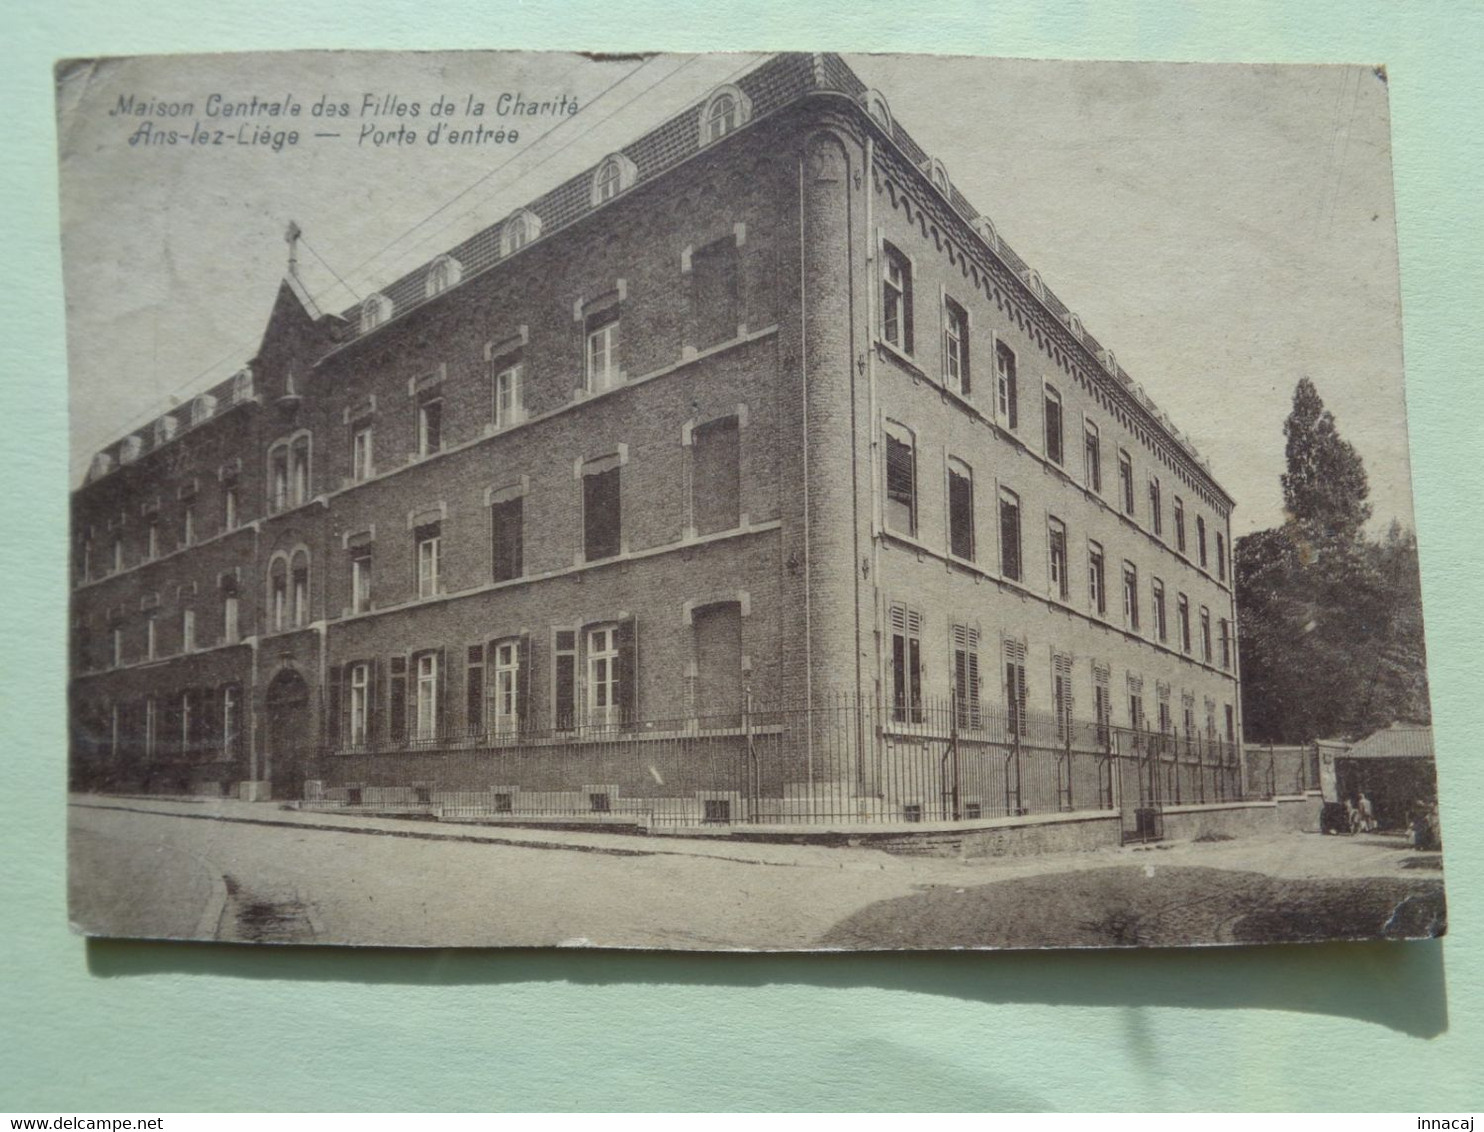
[1007,368,1018,430]
[517,633,532,733]
[466,645,484,734]
[388,656,407,744]
[368,661,383,744]
[615,617,637,726]
[327,665,342,747]
[435,646,448,740]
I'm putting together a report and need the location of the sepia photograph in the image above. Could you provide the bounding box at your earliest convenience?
[58,49,1445,950]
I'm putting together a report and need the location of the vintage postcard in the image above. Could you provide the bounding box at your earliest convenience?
[59,50,1444,949]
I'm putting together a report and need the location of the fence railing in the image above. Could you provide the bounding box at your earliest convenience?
[302,694,1250,829]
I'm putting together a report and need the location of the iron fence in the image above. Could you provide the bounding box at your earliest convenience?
[301,694,1249,829]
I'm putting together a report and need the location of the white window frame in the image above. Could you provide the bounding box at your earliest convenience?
[224,593,240,644]
[352,423,374,482]
[415,651,439,741]
[349,663,369,745]
[1047,516,1069,600]
[491,639,521,735]
[585,319,621,393]
[417,397,443,458]
[586,625,620,729]
[351,551,372,615]
[182,608,195,653]
[417,531,441,599]
[223,484,238,531]
[994,340,1018,430]
[494,362,524,428]
[942,296,968,394]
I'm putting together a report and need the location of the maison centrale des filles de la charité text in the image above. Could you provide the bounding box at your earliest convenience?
[111,90,581,150]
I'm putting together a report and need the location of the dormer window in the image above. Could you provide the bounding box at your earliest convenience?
[231,367,254,404]
[153,416,178,447]
[120,435,143,465]
[699,85,751,146]
[89,452,115,480]
[926,158,951,196]
[425,255,462,298]
[974,215,998,252]
[863,89,892,132]
[1023,269,1045,301]
[190,394,216,426]
[591,154,636,206]
[360,293,392,334]
[1066,311,1084,341]
[501,209,542,257]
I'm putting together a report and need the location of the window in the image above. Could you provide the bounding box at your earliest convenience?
[947,458,974,561]
[1118,451,1135,516]
[1197,516,1209,569]
[994,341,1018,429]
[145,518,159,561]
[1219,617,1232,669]
[1152,578,1167,643]
[348,663,369,745]
[1052,654,1074,742]
[1047,517,1069,599]
[182,503,196,548]
[425,255,460,297]
[360,294,391,333]
[883,422,916,536]
[146,616,157,661]
[1088,542,1106,615]
[1174,497,1187,553]
[351,548,372,614]
[490,639,522,734]
[491,496,523,582]
[1093,667,1112,748]
[582,457,622,562]
[881,244,912,352]
[1157,688,1172,735]
[414,650,440,741]
[889,604,923,724]
[112,625,123,668]
[692,415,741,536]
[389,656,408,743]
[292,554,309,627]
[587,625,620,727]
[998,489,1022,581]
[493,364,523,429]
[951,624,982,729]
[1004,640,1028,738]
[1084,422,1102,493]
[585,310,621,392]
[501,210,541,256]
[270,446,289,512]
[1225,704,1236,744]
[1128,683,1145,731]
[1149,477,1163,537]
[942,297,970,394]
[144,696,157,759]
[1216,531,1227,582]
[554,630,578,731]
[691,238,740,351]
[1178,594,1192,654]
[1044,386,1064,465]
[112,535,123,573]
[222,579,240,644]
[417,396,443,457]
[351,422,374,481]
[182,608,195,653]
[290,436,311,506]
[222,684,241,757]
[700,86,749,144]
[1122,563,1140,632]
[223,483,239,531]
[694,602,744,724]
[1200,607,1213,663]
[594,157,624,202]
[416,523,441,598]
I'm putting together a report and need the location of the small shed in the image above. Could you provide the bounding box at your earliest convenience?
[1324,723,1437,831]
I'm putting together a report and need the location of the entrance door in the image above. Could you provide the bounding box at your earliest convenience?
[266,668,311,800]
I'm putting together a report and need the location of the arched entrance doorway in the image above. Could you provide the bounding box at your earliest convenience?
[265,667,312,800]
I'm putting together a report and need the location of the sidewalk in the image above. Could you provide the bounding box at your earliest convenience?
[67,793,911,873]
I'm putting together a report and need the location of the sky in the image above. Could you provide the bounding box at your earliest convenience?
[56,51,1412,537]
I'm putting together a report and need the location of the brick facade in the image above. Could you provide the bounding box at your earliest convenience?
[69,53,1242,819]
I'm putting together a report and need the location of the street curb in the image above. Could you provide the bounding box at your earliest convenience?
[193,868,231,941]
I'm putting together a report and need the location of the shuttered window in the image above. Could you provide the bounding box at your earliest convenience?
[884,424,916,536]
[1003,639,1028,738]
[947,458,974,561]
[952,624,981,729]
[1044,386,1063,465]
[889,604,923,724]
[999,489,1022,581]
[491,497,523,582]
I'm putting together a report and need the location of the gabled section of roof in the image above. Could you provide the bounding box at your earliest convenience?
[1344,722,1434,762]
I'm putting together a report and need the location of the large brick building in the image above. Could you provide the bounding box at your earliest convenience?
[69,53,1242,827]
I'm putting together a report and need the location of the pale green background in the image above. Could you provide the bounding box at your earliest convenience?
[3,0,1481,1112]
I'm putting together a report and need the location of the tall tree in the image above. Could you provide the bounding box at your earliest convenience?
[1280,377,1372,542]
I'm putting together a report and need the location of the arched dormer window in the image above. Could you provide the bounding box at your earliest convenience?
[501,209,542,257]
[1100,348,1118,377]
[360,293,393,334]
[231,367,254,404]
[191,394,217,426]
[863,89,892,132]
[1022,269,1045,301]
[89,452,115,481]
[591,153,637,206]
[926,158,951,196]
[973,215,998,253]
[153,415,178,447]
[699,85,751,146]
[120,435,143,465]
[425,254,462,298]
[1066,311,1084,341]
